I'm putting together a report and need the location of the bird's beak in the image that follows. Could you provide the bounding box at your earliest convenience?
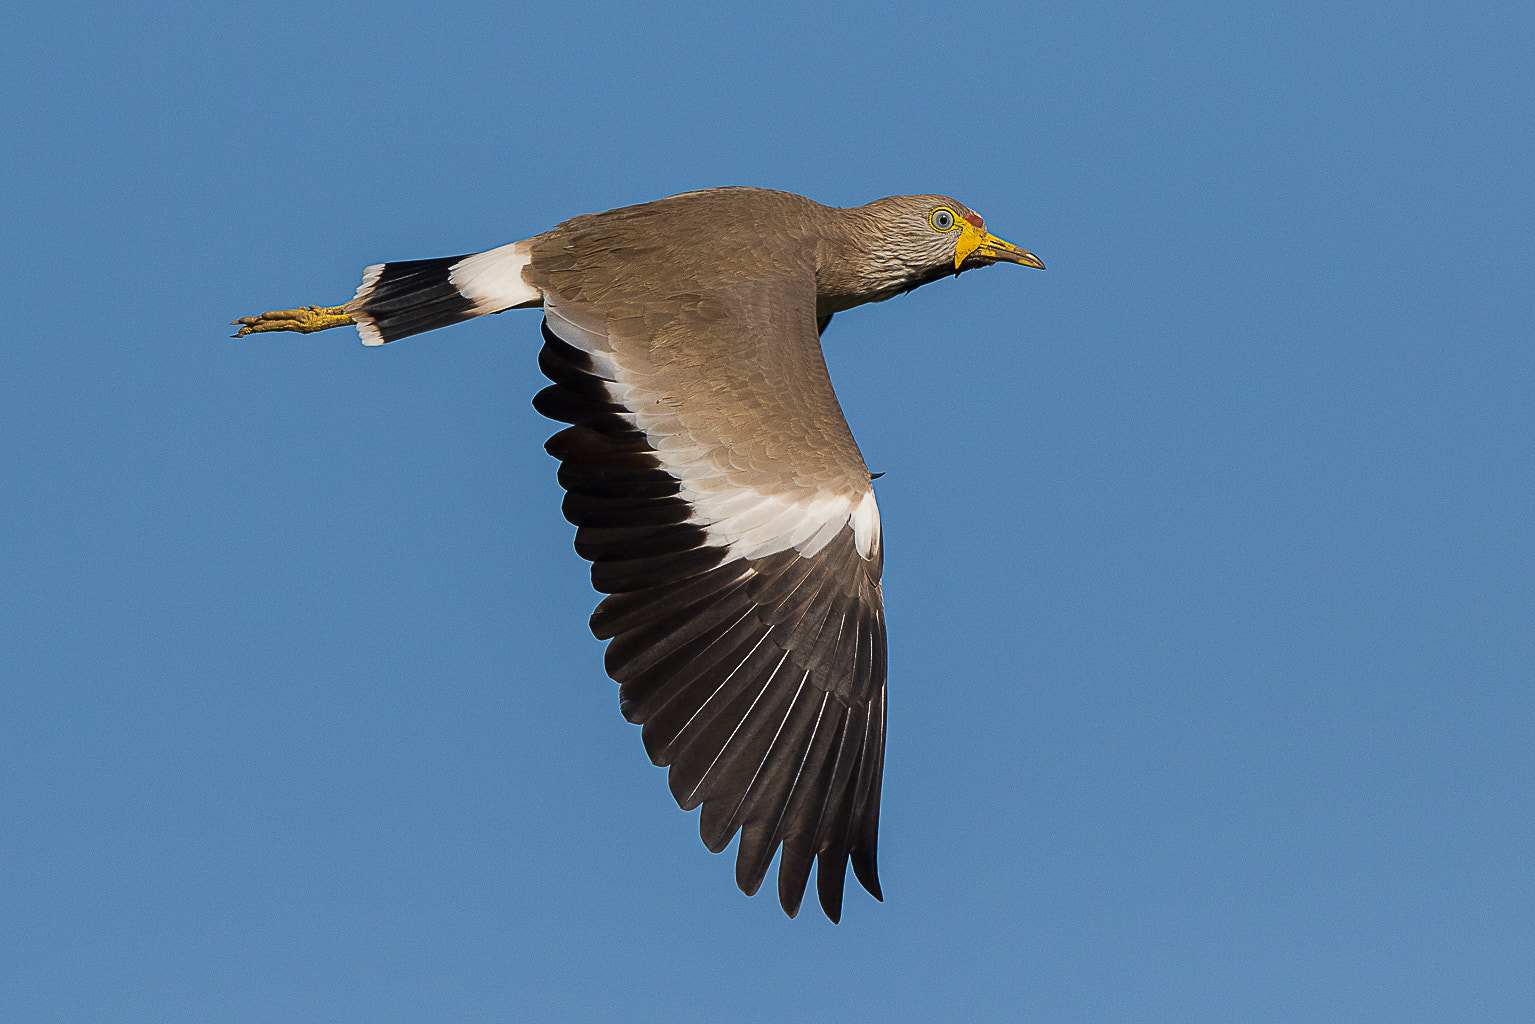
[955,222,1045,271]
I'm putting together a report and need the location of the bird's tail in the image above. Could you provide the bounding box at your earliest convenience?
[345,240,543,346]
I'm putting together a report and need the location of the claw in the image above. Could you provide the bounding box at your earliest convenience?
[230,304,354,337]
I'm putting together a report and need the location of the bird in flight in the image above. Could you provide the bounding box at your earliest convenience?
[233,187,1043,922]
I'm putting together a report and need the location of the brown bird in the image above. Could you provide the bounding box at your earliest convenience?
[233,186,1043,922]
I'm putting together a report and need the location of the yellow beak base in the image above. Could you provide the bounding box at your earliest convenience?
[955,222,1045,271]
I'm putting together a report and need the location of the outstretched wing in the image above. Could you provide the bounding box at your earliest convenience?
[530,243,887,920]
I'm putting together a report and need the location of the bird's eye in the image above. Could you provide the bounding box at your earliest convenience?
[929,208,957,232]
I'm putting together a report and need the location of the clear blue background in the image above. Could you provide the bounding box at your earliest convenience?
[3,2,1532,1021]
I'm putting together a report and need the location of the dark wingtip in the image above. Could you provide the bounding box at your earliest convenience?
[852,849,882,900]
[780,892,803,919]
[815,849,850,923]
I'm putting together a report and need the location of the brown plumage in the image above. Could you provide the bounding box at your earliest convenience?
[233,186,1043,922]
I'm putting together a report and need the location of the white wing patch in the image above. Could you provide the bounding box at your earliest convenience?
[545,306,881,563]
[850,490,881,559]
[685,486,862,560]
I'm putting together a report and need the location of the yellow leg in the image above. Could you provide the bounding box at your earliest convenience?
[230,304,354,337]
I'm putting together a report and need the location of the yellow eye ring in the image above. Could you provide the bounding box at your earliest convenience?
[929,207,958,232]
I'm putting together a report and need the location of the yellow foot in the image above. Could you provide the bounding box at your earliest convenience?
[230,304,354,337]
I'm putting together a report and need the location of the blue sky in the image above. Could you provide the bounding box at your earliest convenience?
[3,2,1532,1021]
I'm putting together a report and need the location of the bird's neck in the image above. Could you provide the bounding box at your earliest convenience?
[814,208,930,315]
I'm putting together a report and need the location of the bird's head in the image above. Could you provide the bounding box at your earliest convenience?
[831,195,1044,307]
